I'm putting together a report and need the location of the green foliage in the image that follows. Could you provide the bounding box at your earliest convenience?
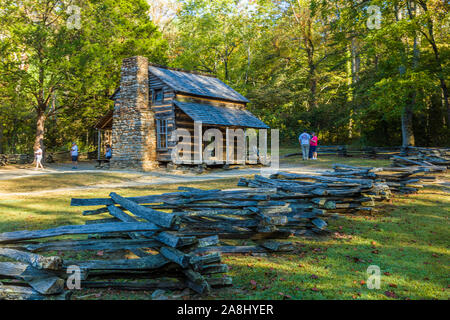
[0,0,167,152]
[170,0,449,146]
[0,0,449,153]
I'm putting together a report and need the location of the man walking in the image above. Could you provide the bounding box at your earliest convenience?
[71,142,78,169]
[299,130,311,160]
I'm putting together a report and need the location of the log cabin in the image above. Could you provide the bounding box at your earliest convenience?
[95,56,269,170]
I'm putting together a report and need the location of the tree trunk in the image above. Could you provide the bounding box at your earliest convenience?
[439,77,450,126]
[416,1,450,125]
[0,121,3,154]
[224,47,229,81]
[401,104,415,147]
[245,45,251,84]
[306,48,317,110]
[346,38,361,140]
[33,108,46,155]
[401,32,419,148]
[303,13,317,110]
[427,21,450,127]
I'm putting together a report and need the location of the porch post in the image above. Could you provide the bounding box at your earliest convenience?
[97,129,101,159]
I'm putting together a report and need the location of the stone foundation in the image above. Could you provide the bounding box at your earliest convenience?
[110,56,158,171]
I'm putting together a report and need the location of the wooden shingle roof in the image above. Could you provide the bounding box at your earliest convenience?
[149,66,250,104]
[94,109,114,129]
[174,100,269,129]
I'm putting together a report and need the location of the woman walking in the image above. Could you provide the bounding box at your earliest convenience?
[310,132,318,160]
[71,142,78,169]
[34,146,44,170]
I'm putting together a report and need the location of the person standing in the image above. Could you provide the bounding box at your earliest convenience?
[71,142,78,169]
[298,130,311,160]
[310,132,318,160]
[105,144,112,161]
[34,146,44,170]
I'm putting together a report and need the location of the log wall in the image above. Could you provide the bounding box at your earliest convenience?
[149,73,176,162]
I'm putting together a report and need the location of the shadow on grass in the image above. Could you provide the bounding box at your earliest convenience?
[0,179,447,300]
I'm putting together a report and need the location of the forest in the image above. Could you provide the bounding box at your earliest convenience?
[0,0,449,154]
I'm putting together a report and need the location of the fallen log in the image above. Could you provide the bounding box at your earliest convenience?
[178,208,256,217]
[260,240,294,252]
[0,262,64,294]
[107,205,157,239]
[270,172,373,186]
[392,155,431,167]
[148,201,285,210]
[0,285,68,300]
[82,277,231,291]
[81,280,184,291]
[0,248,62,270]
[85,217,121,224]
[72,189,249,207]
[197,235,220,247]
[160,247,190,268]
[107,205,139,223]
[177,229,291,240]
[192,245,269,255]
[65,254,170,272]
[155,231,197,248]
[0,222,160,243]
[189,253,221,270]
[182,269,210,294]
[110,192,178,228]
[199,264,229,275]
[207,276,233,288]
[332,164,374,171]
[14,238,161,253]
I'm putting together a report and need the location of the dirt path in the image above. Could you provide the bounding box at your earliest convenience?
[0,163,141,181]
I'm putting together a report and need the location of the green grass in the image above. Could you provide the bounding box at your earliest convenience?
[0,158,448,300]
[0,179,241,233]
[0,172,145,193]
[279,147,391,168]
[215,186,449,300]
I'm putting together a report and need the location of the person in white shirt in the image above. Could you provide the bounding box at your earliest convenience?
[71,142,78,169]
[298,130,311,160]
[34,147,44,170]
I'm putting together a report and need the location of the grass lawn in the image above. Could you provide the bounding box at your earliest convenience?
[0,172,144,194]
[219,185,449,300]
[279,147,392,168]
[0,158,448,300]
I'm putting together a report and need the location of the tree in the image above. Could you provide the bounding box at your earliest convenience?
[0,0,167,155]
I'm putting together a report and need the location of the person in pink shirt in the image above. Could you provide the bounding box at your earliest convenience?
[309,132,318,160]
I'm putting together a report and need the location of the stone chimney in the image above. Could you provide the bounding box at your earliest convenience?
[110,56,157,170]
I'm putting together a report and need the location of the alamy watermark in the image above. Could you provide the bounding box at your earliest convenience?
[67,5,81,30]
[170,122,279,177]
[366,265,381,289]
[66,265,82,290]
[366,5,382,30]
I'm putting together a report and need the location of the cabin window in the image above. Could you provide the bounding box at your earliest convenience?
[156,119,168,149]
[153,89,164,104]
